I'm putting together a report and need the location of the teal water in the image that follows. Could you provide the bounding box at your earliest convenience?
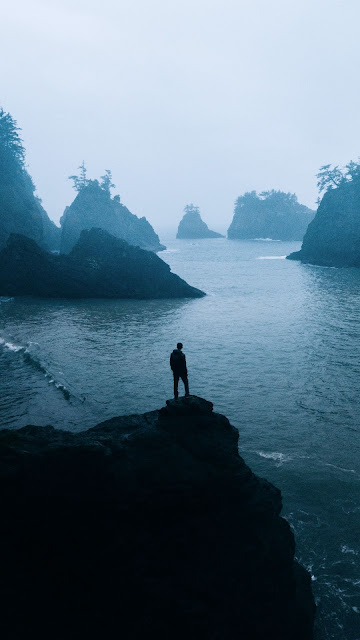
[0,237,359,639]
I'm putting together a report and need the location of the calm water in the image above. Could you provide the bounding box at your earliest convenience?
[1,237,359,639]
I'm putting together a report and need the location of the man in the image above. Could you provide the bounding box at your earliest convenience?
[170,342,190,399]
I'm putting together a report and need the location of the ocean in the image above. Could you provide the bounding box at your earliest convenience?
[0,236,359,639]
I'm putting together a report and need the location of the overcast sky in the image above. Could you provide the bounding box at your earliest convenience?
[1,0,360,232]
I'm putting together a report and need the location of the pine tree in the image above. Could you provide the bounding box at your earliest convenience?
[68,161,89,192]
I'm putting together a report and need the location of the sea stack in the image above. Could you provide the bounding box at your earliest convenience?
[228,190,314,241]
[1,396,315,639]
[60,179,165,253]
[287,168,360,266]
[176,204,224,239]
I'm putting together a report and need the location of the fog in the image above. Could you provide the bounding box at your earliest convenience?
[1,0,360,232]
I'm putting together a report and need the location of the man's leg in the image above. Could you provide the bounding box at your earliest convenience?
[181,374,190,397]
[173,373,179,399]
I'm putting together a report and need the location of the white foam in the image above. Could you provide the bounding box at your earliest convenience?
[257,256,287,260]
[325,463,356,474]
[254,238,281,242]
[256,451,292,464]
[341,545,359,555]
[2,340,24,352]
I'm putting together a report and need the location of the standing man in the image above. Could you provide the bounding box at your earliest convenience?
[170,342,190,399]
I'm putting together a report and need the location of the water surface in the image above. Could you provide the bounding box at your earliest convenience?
[1,237,359,639]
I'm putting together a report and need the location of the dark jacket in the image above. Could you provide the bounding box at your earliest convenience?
[170,349,187,375]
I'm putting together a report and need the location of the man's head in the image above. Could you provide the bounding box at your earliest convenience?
[177,342,183,350]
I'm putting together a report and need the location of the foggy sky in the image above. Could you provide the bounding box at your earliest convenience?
[1,0,360,233]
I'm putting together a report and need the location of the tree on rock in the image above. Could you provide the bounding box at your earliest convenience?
[100,169,115,194]
[184,203,200,216]
[0,108,25,167]
[69,161,89,192]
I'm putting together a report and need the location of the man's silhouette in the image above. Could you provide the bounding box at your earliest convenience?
[170,342,190,399]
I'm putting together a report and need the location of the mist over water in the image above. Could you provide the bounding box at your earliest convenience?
[1,237,360,639]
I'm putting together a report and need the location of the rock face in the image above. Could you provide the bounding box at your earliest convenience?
[228,190,315,241]
[287,179,360,266]
[0,109,60,252]
[177,207,224,239]
[0,228,205,299]
[60,181,165,253]
[1,396,315,639]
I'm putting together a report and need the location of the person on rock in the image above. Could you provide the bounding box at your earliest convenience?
[170,342,190,399]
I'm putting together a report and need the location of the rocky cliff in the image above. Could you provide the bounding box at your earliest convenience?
[60,181,165,253]
[177,207,224,239]
[1,396,315,640]
[287,178,360,266]
[228,190,315,241]
[0,228,204,299]
[0,108,60,252]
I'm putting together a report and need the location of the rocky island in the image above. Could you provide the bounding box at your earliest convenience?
[0,108,60,252]
[287,162,360,266]
[177,204,224,239]
[1,396,315,639]
[0,228,204,299]
[228,190,314,241]
[61,172,165,254]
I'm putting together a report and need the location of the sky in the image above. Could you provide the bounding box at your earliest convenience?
[1,0,360,233]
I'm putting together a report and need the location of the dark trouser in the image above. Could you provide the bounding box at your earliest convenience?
[173,372,189,399]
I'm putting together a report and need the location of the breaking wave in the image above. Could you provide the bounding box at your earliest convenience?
[0,336,71,401]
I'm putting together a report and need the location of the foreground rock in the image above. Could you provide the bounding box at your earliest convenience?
[177,205,224,239]
[61,180,165,253]
[287,178,360,266]
[1,396,315,639]
[228,190,315,241]
[0,228,204,298]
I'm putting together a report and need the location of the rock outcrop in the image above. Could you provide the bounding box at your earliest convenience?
[177,205,224,239]
[228,190,315,241]
[287,178,360,266]
[1,396,315,640]
[60,181,165,253]
[0,228,205,299]
[0,108,60,252]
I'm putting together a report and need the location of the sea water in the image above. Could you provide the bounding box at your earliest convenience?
[0,237,359,639]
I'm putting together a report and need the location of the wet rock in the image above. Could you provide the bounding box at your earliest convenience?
[287,178,360,266]
[0,228,205,299]
[0,397,315,639]
[177,208,224,239]
[60,180,165,253]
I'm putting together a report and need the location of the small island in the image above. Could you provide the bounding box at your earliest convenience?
[228,190,315,241]
[176,204,224,239]
[61,165,165,254]
[287,161,360,266]
[0,228,205,299]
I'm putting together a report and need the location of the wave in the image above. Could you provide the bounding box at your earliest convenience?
[256,451,292,464]
[324,462,356,474]
[0,297,14,303]
[0,336,71,401]
[257,256,287,260]
[341,545,359,556]
[254,238,282,242]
